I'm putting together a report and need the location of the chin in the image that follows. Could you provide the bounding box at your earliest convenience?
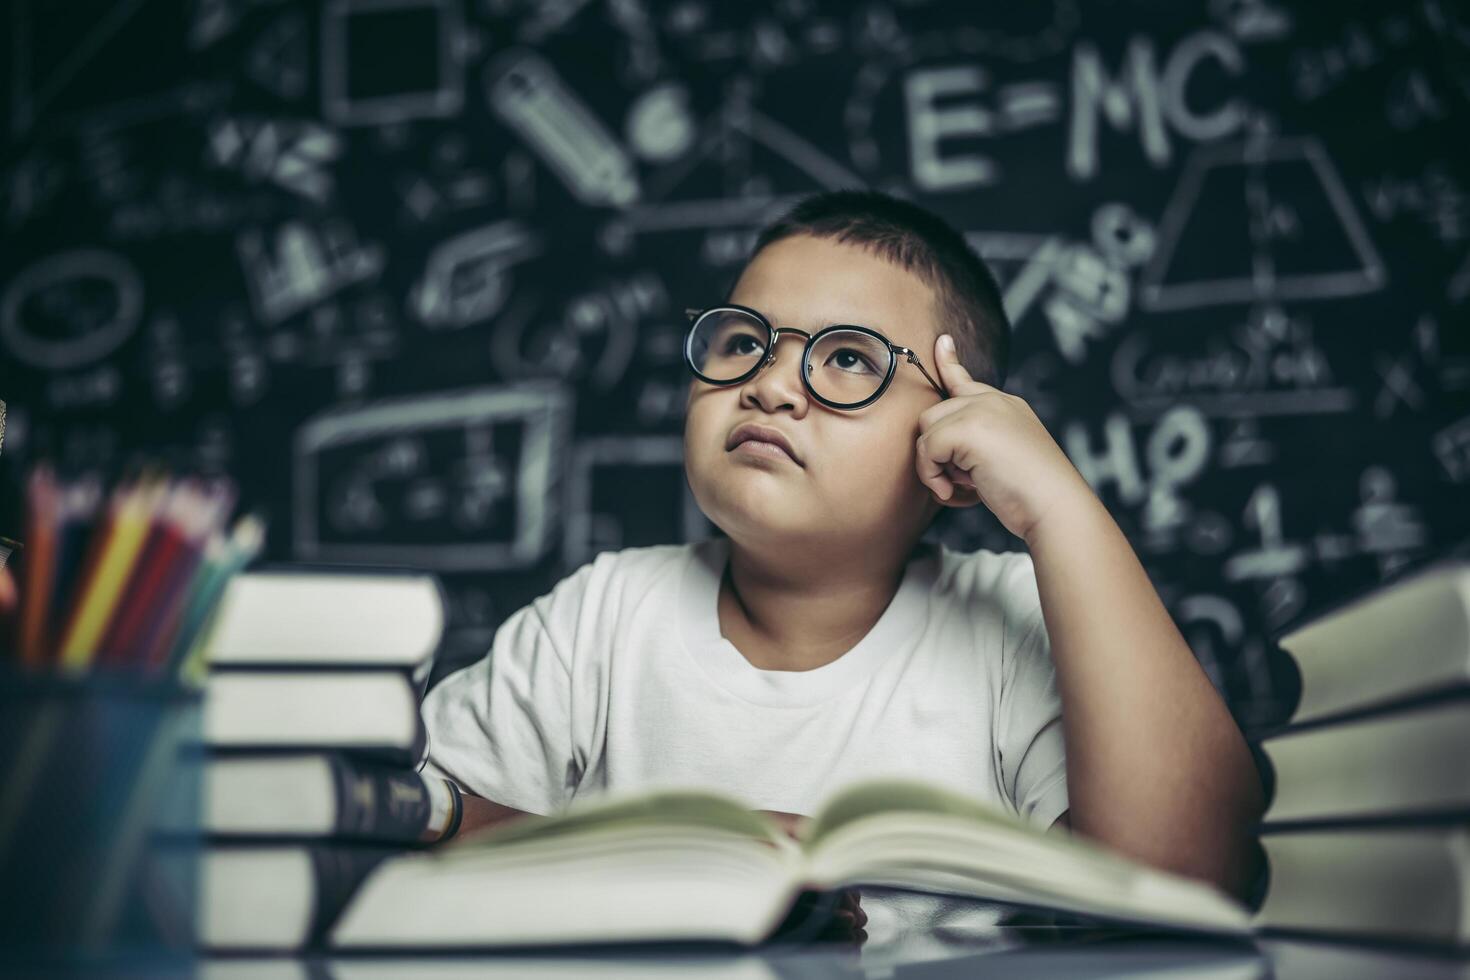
[693,479,807,541]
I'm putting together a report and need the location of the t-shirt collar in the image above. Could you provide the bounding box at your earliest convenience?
[676,536,936,708]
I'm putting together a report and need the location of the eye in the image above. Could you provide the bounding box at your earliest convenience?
[825,347,879,375]
[723,333,764,356]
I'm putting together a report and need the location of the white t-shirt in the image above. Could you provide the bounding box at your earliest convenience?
[420,535,1069,947]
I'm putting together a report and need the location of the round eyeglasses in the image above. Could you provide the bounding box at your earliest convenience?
[683,304,950,410]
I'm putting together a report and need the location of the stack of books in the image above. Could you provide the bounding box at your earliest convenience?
[1254,558,1470,948]
[184,567,455,951]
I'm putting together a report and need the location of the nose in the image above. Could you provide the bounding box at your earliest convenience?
[739,330,809,411]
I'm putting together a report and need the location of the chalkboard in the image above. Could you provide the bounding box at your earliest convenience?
[3,0,1468,732]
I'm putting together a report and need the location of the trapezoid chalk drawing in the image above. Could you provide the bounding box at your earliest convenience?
[1139,136,1386,312]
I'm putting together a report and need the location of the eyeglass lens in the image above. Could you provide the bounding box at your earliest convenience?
[687,309,891,406]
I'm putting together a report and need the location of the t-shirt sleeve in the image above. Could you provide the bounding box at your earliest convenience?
[417,562,596,816]
[995,553,1069,830]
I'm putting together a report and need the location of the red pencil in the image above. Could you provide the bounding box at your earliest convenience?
[98,480,205,667]
[17,464,59,668]
[137,479,236,671]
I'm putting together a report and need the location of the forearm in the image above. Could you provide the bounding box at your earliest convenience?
[1025,490,1264,898]
[455,792,534,837]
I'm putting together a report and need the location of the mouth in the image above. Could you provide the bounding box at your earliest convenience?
[726,424,803,466]
[731,439,799,464]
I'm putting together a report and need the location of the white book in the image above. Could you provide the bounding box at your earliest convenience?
[1256,826,1470,946]
[179,844,396,951]
[1277,562,1470,725]
[203,672,423,762]
[1263,700,1470,825]
[203,570,445,668]
[329,779,1252,949]
[192,754,446,842]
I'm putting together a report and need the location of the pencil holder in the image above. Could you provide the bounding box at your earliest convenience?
[0,668,202,970]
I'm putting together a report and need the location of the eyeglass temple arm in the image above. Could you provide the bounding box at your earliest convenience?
[901,348,951,400]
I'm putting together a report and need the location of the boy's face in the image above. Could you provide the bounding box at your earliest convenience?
[684,234,945,554]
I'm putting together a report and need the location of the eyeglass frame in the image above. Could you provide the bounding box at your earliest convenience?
[683,304,951,411]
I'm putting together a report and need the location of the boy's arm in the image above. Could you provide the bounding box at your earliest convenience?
[1024,490,1265,899]
[457,792,535,836]
[918,333,1265,900]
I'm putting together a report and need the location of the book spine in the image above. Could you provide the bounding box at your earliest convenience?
[330,755,433,842]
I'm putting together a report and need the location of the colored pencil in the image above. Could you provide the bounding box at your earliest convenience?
[57,477,167,671]
[17,465,59,669]
[136,481,237,671]
[97,482,196,667]
[172,513,265,683]
[47,476,104,653]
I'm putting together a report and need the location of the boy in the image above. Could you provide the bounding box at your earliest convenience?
[419,190,1264,944]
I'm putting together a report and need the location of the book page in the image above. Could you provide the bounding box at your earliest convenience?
[448,787,791,851]
[802,778,1033,848]
[797,779,1252,937]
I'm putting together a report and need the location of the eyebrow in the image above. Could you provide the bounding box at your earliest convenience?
[754,305,876,334]
[721,302,918,349]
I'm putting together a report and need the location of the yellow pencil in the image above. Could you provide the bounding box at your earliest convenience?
[57,475,168,671]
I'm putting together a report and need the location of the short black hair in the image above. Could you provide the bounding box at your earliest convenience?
[737,189,1011,388]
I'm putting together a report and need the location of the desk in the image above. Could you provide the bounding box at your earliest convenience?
[186,936,1469,980]
[35,893,1469,978]
[188,930,1470,980]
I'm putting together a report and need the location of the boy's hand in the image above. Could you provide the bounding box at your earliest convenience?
[916,333,1092,543]
[759,809,866,942]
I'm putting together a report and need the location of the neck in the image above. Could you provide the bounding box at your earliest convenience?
[716,536,921,672]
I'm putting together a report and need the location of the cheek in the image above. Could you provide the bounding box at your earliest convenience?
[826,424,917,489]
[682,397,726,478]
[682,414,707,474]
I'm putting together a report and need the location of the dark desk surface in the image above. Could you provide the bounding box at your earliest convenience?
[192,938,1468,980]
[189,929,1467,980]
[30,893,1469,979]
[187,937,1470,980]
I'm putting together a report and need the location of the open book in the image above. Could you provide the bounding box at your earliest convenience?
[330,778,1252,948]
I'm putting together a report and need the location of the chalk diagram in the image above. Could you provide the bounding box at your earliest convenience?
[599,79,867,253]
[321,0,466,128]
[408,219,541,330]
[206,116,342,203]
[1,250,144,371]
[843,2,1081,185]
[294,383,571,570]
[486,47,641,209]
[1139,135,1387,311]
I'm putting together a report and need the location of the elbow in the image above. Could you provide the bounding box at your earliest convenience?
[1179,748,1269,902]
[1072,748,1268,902]
[1217,747,1268,903]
